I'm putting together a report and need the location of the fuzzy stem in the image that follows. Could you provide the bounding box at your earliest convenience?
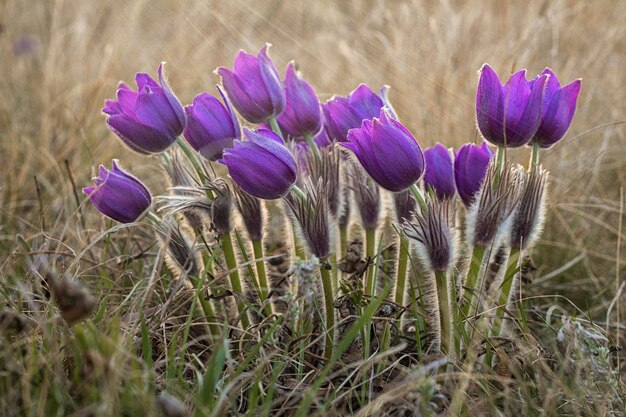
[304,132,322,163]
[145,211,161,225]
[364,228,376,297]
[409,183,428,213]
[530,141,540,172]
[268,117,284,141]
[176,137,206,182]
[252,239,273,317]
[435,270,452,356]
[319,263,335,360]
[339,223,348,258]
[461,245,487,320]
[394,235,409,306]
[494,247,522,336]
[496,145,506,172]
[221,232,251,329]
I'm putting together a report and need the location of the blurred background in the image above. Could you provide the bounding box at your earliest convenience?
[1,0,624,317]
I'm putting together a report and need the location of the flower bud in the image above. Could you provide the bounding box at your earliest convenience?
[183,87,241,161]
[423,143,455,199]
[277,62,323,138]
[341,109,424,192]
[454,142,494,207]
[466,162,524,247]
[103,64,185,154]
[217,44,285,123]
[510,167,549,250]
[83,160,151,223]
[403,197,457,272]
[219,128,297,200]
[476,64,548,147]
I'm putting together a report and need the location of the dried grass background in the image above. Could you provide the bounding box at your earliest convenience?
[1,0,624,324]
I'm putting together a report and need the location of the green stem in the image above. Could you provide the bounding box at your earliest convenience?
[409,183,428,213]
[176,137,206,182]
[461,245,487,319]
[530,141,540,172]
[145,211,161,225]
[364,228,376,297]
[435,270,452,356]
[320,263,335,360]
[394,235,409,306]
[494,247,521,335]
[221,232,251,329]
[252,239,273,317]
[339,223,348,258]
[303,133,322,163]
[190,272,219,337]
[268,117,284,141]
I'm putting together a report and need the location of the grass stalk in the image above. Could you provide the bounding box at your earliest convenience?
[394,235,409,306]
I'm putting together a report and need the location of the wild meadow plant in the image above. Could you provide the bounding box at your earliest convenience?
[74,44,606,414]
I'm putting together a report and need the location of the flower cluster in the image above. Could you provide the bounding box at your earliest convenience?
[85,45,581,361]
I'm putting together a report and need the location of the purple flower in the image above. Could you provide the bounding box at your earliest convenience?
[454,142,494,207]
[423,144,455,200]
[217,44,285,124]
[183,87,241,161]
[83,160,152,223]
[219,128,297,200]
[476,64,548,148]
[341,109,424,192]
[533,68,582,148]
[277,62,323,138]
[103,64,185,154]
[323,84,384,141]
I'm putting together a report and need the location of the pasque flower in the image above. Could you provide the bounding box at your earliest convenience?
[103,64,185,154]
[476,64,548,147]
[219,128,297,200]
[183,87,241,161]
[533,68,582,148]
[218,44,285,123]
[323,84,384,141]
[83,160,152,223]
[423,144,455,199]
[341,109,424,192]
[277,62,323,138]
[454,142,494,207]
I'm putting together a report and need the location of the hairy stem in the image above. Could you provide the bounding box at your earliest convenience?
[394,235,409,306]
[461,245,487,320]
[320,263,335,360]
[364,228,376,297]
[494,247,522,336]
[304,132,322,163]
[221,232,250,329]
[530,141,540,172]
[435,270,452,356]
[252,239,273,317]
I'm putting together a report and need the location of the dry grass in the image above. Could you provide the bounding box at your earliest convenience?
[0,0,624,416]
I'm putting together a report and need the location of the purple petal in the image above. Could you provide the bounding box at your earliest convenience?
[476,64,505,146]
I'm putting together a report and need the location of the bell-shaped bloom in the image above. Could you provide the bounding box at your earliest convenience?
[341,109,424,192]
[423,144,455,199]
[183,87,241,161]
[217,44,285,124]
[83,160,152,223]
[102,64,185,154]
[533,68,582,148]
[277,62,323,138]
[476,64,548,147]
[323,84,384,141]
[454,142,494,207]
[219,128,297,200]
